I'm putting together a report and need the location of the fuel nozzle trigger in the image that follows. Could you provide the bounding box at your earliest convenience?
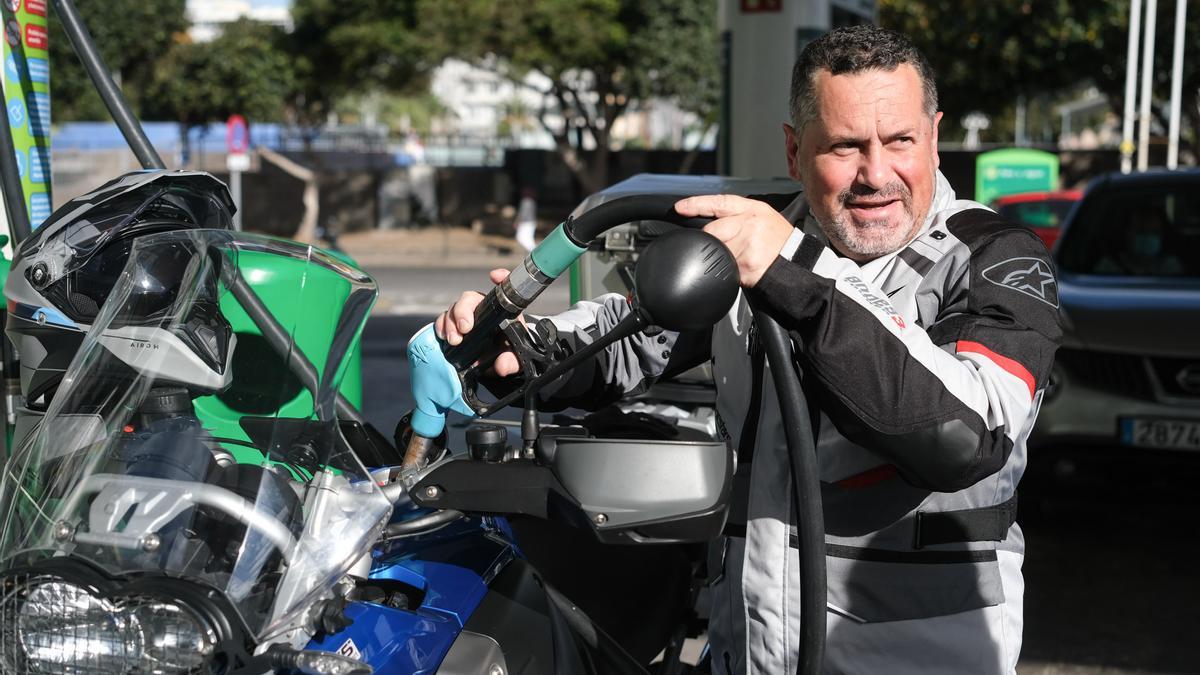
[459,317,560,414]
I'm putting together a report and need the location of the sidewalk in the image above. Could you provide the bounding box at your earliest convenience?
[337,226,526,269]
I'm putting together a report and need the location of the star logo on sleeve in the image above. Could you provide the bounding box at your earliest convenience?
[982,257,1059,307]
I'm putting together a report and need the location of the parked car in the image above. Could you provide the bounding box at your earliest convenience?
[1032,169,1200,454]
[990,189,1082,249]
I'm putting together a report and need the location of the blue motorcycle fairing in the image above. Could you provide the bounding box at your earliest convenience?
[307,515,520,673]
[304,601,461,675]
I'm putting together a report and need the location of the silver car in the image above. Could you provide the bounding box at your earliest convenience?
[1032,169,1200,452]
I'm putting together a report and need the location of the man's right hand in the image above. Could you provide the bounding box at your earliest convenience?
[434,268,523,377]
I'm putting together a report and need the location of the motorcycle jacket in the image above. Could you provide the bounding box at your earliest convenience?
[526,171,1063,673]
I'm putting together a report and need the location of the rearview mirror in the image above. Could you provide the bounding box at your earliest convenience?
[634,228,739,332]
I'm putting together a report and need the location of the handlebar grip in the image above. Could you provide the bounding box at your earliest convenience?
[443,290,512,371]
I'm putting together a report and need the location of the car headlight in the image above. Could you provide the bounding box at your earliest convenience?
[2,577,217,674]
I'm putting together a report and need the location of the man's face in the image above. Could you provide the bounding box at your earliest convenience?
[784,64,942,262]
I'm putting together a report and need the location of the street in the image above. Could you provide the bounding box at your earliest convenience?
[360,262,1200,675]
[1018,451,1200,675]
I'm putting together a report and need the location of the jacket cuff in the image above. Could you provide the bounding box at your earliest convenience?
[751,252,829,324]
[779,227,805,259]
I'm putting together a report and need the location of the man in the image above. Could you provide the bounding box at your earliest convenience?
[437,25,1061,674]
[514,187,539,252]
[1095,204,1184,275]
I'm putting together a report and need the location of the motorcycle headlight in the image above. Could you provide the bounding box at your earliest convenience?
[1,576,217,674]
[14,580,142,673]
[128,600,217,672]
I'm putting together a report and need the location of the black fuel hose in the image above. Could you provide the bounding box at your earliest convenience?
[565,193,712,244]
[752,306,825,675]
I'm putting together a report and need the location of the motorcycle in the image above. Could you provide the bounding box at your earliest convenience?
[0,213,756,673]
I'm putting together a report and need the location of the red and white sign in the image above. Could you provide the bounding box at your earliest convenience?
[226,114,249,154]
[24,0,46,17]
[24,23,46,50]
[740,0,782,12]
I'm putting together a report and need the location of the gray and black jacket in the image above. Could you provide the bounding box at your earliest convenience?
[527,171,1062,670]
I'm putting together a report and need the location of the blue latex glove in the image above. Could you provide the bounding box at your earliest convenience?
[406,323,478,438]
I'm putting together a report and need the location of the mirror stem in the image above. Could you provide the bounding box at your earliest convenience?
[521,400,539,456]
[481,309,650,416]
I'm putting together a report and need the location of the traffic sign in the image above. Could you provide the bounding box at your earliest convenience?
[226,114,249,154]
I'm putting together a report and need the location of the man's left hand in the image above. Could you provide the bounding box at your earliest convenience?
[674,195,794,287]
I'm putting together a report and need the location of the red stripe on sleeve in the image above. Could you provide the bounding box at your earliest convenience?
[836,464,898,489]
[956,340,1036,399]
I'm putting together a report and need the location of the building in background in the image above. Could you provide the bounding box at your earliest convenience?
[187,0,292,42]
[429,58,558,149]
[720,0,877,177]
[428,58,714,161]
[1056,88,1120,150]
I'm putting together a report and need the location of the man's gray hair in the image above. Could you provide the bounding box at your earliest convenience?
[789,25,938,131]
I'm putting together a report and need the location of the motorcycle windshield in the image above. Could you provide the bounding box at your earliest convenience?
[0,229,389,640]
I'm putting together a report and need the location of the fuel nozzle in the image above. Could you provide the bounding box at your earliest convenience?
[405,195,720,452]
[394,409,448,471]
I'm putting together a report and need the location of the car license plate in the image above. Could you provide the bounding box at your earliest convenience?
[1120,418,1200,450]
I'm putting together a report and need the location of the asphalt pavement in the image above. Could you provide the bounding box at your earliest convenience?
[356,250,1200,675]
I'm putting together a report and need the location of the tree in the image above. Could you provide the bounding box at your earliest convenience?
[420,0,720,193]
[1079,0,1200,160]
[143,19,296,128]
[48,0,188,120]
[496,97,537,141]
[286,0,431,128]
[880,0,1199,157]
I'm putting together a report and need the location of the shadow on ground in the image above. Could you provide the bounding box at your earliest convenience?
[1019,447,1200,674]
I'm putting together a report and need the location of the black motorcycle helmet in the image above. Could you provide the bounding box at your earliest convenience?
[5,170,236,405]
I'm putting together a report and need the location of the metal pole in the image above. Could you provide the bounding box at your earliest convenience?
[230,170,243,230]
[0,90,30,244]
[1122,0,1144,173]
[50,0,166,170]
[1138,0,1159,171]
[1015,95,1027,146]
[1167,0,1188,169]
